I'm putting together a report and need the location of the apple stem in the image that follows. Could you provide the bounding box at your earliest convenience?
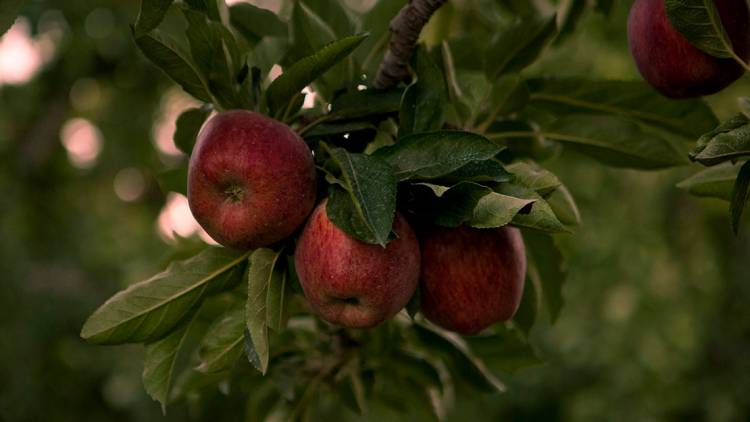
[373,0,449,89]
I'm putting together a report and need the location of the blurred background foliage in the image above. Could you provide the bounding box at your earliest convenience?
[1,0,749,421]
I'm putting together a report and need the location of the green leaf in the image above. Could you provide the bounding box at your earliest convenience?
[506,161,562,196]
[465,327,542,374]
[399,47,447,137]
[134,0,174,35]
[476,74,529,129]
[496,184,569,233]
[355,0,403,77]
[690,113,750,166]
[157,167,187,195]
[305,121,376,138]
[184,9,241,109]
[289,1,336,58]
[555,0,587,43]
[0,0,24,37]
[337,359,367,415]
[266,259,291,332]
[389,351,443,392]
[677,161,745,200]
[248,36,289,77]
[142,313,196,412]
[229,3,287,43]
[435,159,513,184]
[528,78,718,138]
[329,88,403,120]
[485,14,557,79]
[197,306,245,373]
[546,184,581,227]
[523,230,567,322]
[412,323,505,393]
[80,248,248,345]
[322,144,397,246]
[266,34,368,115]
[134,30,212,103]
[730,161,750,234]
[375,131,503,181]
[174,106,211,155]
[665,0,738,59]
[415,182,534,228]
[184,0,227,23]
[298,0,354,39]
[542,114,688,169]
[245,248,284,374]
[286,1,353,101]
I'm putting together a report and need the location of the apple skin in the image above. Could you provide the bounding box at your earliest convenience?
[627,0,750,98]
[188,110,316,250]
[294,201,421,328]
[419,226,526,335]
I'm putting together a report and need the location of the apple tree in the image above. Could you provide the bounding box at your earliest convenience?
[39,0,750,419]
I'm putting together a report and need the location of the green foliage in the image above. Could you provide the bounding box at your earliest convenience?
[485,14,558,79]
[229,3,287,43]
[399,47,447,137]
[375,131,503,181]
[664,0,738,59]
[81,248,248,345]
[245,248,288,374]
[134,0,174,36]
[134,30,213,103]
[690,113,750,166]
[143,315,195,411]
[64,0,750,418]
[173,105,212,155]
[197,305,245,373]
[537,114,688,169]
[527,78,718,138]
[321,144,397,246]
[413,182,535,228]
[266,33,367,116]
[677,161,744,200]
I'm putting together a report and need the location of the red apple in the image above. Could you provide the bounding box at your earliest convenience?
[295,201,421,328]
[628,0,750,98]
[419,226,526,335]
[188,110,316,249]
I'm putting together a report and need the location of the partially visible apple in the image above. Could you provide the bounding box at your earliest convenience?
[295,201,421,328]
[419,226,526,335]
[628,0,750,98]
[188,110,316,249]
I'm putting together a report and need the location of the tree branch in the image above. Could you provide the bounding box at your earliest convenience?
[373,0,448,89]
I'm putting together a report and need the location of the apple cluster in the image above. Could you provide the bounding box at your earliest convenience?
[188,110,525,335]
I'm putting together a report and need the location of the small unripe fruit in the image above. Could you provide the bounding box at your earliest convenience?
[627,0,750,98]
[419,226,526,335]
[188,110,316,249]
[295,201,421,328]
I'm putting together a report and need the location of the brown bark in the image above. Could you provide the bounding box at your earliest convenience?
[373,0,448,89]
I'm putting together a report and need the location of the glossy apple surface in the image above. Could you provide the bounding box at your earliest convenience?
[295,202,421,328]
[419,225,526,335]
[188,110,316,249]
[628,0,750,98]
